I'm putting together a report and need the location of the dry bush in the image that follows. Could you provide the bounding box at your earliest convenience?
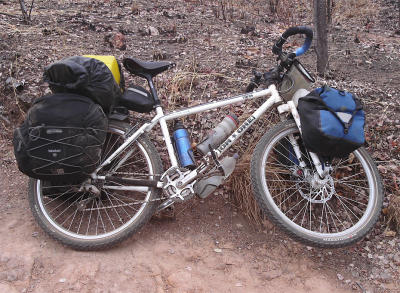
[332,0,379,24]
[227,105,281,225]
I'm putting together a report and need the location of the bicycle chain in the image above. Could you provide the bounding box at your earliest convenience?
[83,196,169,211]
[111,171,163,177]
[82,171,166,211]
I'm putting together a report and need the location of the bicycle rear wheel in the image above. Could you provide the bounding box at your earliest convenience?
[28,120,163,250]
[251,120,383,248]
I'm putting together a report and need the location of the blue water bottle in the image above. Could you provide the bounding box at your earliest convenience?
[173,121,196,170]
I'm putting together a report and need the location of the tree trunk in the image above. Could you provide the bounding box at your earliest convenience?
[18,0,29,23]
[327,0,332,26]
[313,0,329,75]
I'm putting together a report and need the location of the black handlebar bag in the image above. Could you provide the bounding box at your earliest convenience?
[298,86,365,158]
[13,93,108,183]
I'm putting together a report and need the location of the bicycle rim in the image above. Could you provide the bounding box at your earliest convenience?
[34,126,155,240]
[260,125,379,240]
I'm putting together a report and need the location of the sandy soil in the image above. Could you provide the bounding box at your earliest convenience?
[1,1,400,292]
[0,141,355,293]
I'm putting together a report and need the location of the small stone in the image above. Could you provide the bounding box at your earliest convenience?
[235,282,243,287]
[59,278,67,283]
[367,253,373,259]
[214,248,222,253]
[337,273,344,281]
[345,279,351,284]
[265,269,282,281]
[32,232,39,237]
[236,223,243,229]
[148,26,159,36]
[306,246,312,251]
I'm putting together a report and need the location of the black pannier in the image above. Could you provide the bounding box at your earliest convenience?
[119,85,155,113]
[13,93,108,182]
[298,86,365,158]
[43,56,122,113]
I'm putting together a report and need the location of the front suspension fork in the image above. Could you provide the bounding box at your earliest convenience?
[278,101,329,178]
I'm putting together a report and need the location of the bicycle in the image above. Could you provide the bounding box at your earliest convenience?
[28,26,383,250]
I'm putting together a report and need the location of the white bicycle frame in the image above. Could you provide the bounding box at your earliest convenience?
[92,84,325,190]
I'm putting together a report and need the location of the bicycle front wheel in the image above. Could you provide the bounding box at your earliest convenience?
[28,120,163,250]
[251,120,383,248]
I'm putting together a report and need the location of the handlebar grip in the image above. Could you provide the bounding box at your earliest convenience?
[272,26,313,57]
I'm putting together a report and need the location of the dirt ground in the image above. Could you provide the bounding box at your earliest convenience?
[0,139,357,293]
[1,0,400,292]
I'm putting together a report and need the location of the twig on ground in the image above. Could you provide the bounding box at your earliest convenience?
[0,12,20,19]
[0,115,10,125]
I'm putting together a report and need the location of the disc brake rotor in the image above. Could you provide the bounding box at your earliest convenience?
[298,173,335,204]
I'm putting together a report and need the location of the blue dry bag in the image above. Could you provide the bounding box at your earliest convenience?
[297,86,365,158]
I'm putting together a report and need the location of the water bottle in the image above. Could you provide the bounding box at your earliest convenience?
[194,154,239,198]
[173,121,196,170]
[220,153,239,177]
[196,114,239,155]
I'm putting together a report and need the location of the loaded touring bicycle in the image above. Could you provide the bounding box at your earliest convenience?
[14,26,383,250]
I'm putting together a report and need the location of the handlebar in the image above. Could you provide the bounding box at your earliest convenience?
[245,26,313,92]
[272,26,313,57]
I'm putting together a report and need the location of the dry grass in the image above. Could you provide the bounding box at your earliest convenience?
[332,0,379,24]
[227,107,281,226]
[229,151,262,224]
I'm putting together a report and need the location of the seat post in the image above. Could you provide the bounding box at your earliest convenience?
[143,73,161,106]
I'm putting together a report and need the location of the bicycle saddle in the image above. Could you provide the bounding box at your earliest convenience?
[123,57,175,77]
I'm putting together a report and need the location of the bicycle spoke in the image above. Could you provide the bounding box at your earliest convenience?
[95,199,107,234]
[106,192,133,217]
[51,192,83,221]
[44,187,76,206]
[86,199,95,235]
[104,189,124,225]
[335,193,367,207]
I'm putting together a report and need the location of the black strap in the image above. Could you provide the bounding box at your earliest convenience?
[301,95,362,134]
